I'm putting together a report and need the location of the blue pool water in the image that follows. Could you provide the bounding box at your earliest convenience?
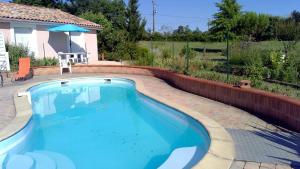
[1,78,210,169]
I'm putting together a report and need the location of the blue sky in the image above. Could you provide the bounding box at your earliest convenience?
[137,0,300,32]
[3,0,300,32]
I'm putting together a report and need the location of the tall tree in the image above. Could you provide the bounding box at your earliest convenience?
[290,10,300,23]
[12,0,63,8]
[263,16,282,40]
[276,20,300,58]
[209,0,241,41]
[126,0,146,42]
[65,0,127,30]
[80,12,128,60]
[236,12,270,41]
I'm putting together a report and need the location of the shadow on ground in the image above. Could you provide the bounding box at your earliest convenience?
[252,126,300,168]
[227,126,300,168]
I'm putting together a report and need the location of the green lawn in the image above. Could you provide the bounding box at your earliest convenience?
[137,41,300,99]
[139,40,300,54]
[139,40,300,65]
[139,41,226,61]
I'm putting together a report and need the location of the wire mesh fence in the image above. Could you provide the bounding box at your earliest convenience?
[135,40,300,99]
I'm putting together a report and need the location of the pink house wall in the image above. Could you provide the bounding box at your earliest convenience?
[0,22,99,62]
[36,25,98,61]
[84,30,98,62]
[0,22,11,43]
[36,25,69,59]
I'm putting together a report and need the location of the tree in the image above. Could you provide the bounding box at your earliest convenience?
[80,12,128,60]
[106,0,127,29]
[12,0,63,8]
[236,12,258,40]
[255,14,270,40]
[262,16,282,40]
[237,12,270,41]
[65,0,127,30]
[276,20,300,58]
[126,0,146,42]
[290,10,300,23]
[209,0,241,41]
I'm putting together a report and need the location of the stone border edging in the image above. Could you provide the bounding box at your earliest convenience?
[32,65,300,132]
[3,76,234,169]
[0,85,34,142]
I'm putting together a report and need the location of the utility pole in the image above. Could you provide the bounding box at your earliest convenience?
[152,0,157,33]
[226,29,229,81]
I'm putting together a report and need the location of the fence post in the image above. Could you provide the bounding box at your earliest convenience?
[172,41,175,58]
[150,39,153,54]
[184,41,190,75]
[226,30,230,82]
[150,38,154,66]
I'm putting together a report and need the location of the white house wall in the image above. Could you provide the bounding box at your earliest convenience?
[0,21,99,62]
[10,22,38,57]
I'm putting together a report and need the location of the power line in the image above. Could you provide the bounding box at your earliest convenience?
[149,21,204,25]
[156,14,210,19]
[142,13,211,20]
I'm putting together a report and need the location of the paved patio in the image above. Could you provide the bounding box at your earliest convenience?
[0,73,299,169]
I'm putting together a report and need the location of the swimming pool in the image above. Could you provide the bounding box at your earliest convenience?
[1,78,210,169]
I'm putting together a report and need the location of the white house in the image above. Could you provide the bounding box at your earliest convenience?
[0,2,101,63]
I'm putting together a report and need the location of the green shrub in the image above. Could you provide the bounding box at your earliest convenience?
[191,70,300,99]
[179,45,197,59]
[245,65,264,87]
[31,57,59,67]
[165,57,185,73]
[5,43,33,71]
[161,48,172,60]
[134,47,154,66]
[6,43,59,70]
[192,70,245,85]
[196,60,217,71]
[280,65,298,83]
[105,42,136,61]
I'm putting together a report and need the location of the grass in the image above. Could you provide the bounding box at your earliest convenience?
[139,41,300,60]
[192,70,300,99]
[139,40,300,50]
[138,41,226,61]
[138,40,296,63]
[137,41,300,99]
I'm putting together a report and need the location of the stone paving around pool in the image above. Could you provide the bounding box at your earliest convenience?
[0,73,299,169]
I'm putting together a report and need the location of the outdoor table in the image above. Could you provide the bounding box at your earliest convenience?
[58,52,88,64]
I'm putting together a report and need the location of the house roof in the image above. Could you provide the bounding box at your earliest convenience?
[0,2,101,29]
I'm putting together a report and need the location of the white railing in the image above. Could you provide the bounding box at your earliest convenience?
[0,52,10,72]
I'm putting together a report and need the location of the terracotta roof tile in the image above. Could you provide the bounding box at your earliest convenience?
[0,2,101,29]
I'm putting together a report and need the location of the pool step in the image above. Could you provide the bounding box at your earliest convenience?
[5,151,76,169]
[35,151,76,169]
[25,152,56,169]
[6,154,34,169]
[158,146,198,169]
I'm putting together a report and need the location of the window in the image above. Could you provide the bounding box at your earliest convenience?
[14,27,35,55]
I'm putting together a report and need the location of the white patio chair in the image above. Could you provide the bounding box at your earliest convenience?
[82,52,89,64]
[58,52,72,75]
